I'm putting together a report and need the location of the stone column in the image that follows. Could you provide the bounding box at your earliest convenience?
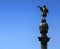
[38,5,50,49]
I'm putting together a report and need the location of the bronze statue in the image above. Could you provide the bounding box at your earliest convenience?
[37,5,48,17]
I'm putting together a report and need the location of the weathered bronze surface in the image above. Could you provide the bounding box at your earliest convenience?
[37,5,48,18]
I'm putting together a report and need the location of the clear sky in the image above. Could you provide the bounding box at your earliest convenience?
[0,0,60,49]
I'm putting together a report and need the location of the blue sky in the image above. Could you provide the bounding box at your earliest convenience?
[0,0,60,49]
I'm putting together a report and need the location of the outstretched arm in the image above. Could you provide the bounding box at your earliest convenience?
[37,6,43,12]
